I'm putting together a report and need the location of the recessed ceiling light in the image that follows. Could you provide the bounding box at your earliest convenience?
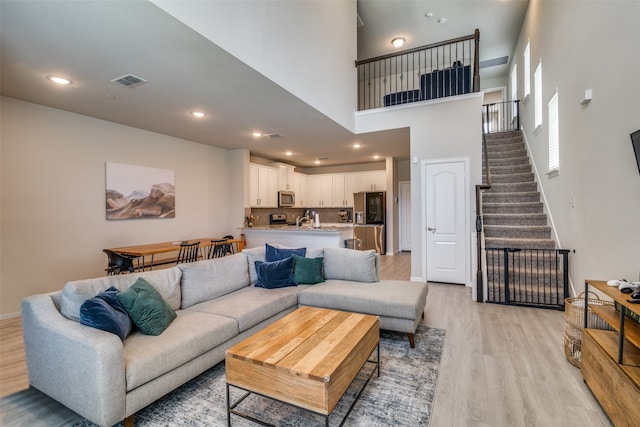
[252,132,263,137]
[425,12,434,19]
[285,151,293,156]
[353,143,361,149]
[373,155,380,160]
[391,37,406,48]
[191,111,206,118]
[47,75,72,85]
[314,160,320,165]
[438,17,447,24]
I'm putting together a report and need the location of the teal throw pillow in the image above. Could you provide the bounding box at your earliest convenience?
[293,254,324,285]
[117,277,176,336]
[80,286,132,340]
[255,256,296,289]
[265,243,306,262]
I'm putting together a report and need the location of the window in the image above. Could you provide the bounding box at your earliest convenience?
[523,41,530,99]
[534,61,542,129]
[548,90,559,173]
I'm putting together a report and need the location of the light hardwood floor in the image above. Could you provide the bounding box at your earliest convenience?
[0,252,611,426]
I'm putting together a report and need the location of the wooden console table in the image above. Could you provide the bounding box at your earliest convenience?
[582,279,640,426]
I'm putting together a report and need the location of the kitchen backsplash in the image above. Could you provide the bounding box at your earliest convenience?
[250,208,353,226]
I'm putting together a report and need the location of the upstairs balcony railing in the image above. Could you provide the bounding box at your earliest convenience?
[355,29,480,111]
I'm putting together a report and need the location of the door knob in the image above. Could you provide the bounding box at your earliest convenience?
[427,227,436,233]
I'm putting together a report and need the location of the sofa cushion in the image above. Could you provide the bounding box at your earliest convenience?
[123,311,238,391]
[185,286,298,333]
[242,246,266,285]
[323,248,378,282]
[255,257,296,289]
[265,243,306,261]
[293,255,324,285]
[118,278,177,336]
[298,279,429,320]
[179,253,250,309]
[61,267,182,322]
[79,286,132,340]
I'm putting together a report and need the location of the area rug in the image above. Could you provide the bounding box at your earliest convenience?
[1,326,445,427]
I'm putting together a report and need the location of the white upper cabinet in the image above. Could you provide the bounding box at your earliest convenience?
[292,172,307,207]
[269,162,295,191]
[249,164,278,207]
[306,174,333,207]
[346,171,387,195]
[332,174,349,207]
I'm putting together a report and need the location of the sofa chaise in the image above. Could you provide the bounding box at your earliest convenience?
[21,246,428,426]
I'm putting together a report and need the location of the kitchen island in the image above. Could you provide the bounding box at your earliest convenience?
[241,224,354,249]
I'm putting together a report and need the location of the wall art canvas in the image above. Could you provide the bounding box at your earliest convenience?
[106,162,175,220]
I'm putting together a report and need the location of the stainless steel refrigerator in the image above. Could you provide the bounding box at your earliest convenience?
[353,192,385,254]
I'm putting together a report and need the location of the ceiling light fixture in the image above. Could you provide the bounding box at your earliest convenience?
[285,151,293,156]
[353,143,361,149]
[191,111,206,118]
[252,132,262,137]
[391,37,406,48]
[373,155,380,160]
[314,160,320,165]
[47,75,72,85]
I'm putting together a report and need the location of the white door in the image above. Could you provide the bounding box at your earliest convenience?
[399,181,411,251]
[425,161,466,284]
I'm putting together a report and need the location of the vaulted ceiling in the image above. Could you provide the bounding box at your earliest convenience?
[0,0,528,167]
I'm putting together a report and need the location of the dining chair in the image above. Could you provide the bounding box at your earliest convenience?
[103,249,137,275]
[222,235,236,254]
[177,241,200,264]
[207,239,228,259]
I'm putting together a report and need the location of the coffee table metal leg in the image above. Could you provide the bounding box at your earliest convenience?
[227,344,379,426]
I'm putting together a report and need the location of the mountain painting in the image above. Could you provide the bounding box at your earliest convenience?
[106,162,175,220]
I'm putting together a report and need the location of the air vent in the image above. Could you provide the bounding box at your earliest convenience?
[111,74,148,88]
[479,56,509,69]
[265,133,282,139]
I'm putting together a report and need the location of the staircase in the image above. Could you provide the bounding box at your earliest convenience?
[481,130,568,309]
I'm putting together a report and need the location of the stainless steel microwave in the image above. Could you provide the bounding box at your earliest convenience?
[278,191,295,207]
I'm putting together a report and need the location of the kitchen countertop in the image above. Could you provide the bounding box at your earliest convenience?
[241,224,353,232]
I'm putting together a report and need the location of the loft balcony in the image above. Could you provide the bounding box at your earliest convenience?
[356,30,480,111]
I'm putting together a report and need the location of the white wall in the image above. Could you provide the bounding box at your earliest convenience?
[510,0,640,292]
[152,0,358,133]
[356,94,484,282]
[0,97,242,316]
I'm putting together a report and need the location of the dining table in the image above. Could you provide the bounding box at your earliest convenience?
[106,237,243,271]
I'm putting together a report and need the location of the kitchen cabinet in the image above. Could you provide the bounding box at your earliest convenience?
[350,171,386,192]
[292,172,307,207]
[249,164,278,207]
[306,175,333,207]
[269,162,295,191]
[332,174,350,207]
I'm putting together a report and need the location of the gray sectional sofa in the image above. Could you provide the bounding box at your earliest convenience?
[21,246,428,427]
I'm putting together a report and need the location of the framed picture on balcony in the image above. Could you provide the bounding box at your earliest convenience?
[105,162,175,220]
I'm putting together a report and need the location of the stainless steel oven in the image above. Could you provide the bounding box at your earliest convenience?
[278,191,295,207]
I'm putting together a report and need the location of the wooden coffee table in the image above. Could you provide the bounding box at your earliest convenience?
[225,306,380,426]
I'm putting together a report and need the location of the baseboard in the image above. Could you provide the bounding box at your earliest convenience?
[0,312,21,320]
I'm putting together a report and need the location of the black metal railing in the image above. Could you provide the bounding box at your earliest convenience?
[355,29,480,111]
[485,248,571,310]
[482,100,520,133]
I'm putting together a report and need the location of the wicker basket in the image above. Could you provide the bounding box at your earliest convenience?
[564,291,614,368]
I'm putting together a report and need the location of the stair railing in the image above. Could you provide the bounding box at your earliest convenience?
[483,100,520,133]
[475,129,492,302]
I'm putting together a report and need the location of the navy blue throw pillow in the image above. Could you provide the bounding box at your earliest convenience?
[80,286,133,340]
[255,256,297,289]
[265,243,306,262]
